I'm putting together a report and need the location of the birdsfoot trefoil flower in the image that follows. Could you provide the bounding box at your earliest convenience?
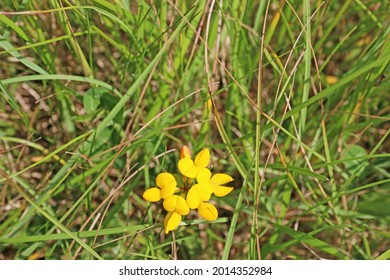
[142,145,234,234]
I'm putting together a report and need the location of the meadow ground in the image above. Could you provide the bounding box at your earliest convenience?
[0,1,389,260]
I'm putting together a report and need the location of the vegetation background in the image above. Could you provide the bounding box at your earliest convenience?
[0,0,389,260]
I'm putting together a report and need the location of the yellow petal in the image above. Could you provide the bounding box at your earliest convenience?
[198,202,218,221]
[196,184,212,200]
[175,196,190,215]
[156,173,176,199]
[162,195,177,212]
[196,169,214,193]
[178,158,199,178]
[214,186,233,197]
[163,195,190,215]
[186,187,201,209]
[180,145,191,159]
[142,188,161,202]
[194,148,210,168]
[210,173,233,185]
[325,75,339,85]
[196,168,211,184]
[164,212,182,234]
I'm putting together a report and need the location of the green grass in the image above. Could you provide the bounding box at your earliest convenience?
[0,0,389,260]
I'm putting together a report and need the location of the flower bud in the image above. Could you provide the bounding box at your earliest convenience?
[180,145,191,159]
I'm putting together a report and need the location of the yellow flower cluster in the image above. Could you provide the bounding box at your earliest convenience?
[143,146,234,234]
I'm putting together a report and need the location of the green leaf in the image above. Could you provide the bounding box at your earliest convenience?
[101,91,123,125]
[341,144,368,176]
[83,87,104,114]
[376,248,390,260]
[265,223,350,259]
[357,191,390,218]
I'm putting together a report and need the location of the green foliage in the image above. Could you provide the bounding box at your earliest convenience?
[0,0,389,260]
